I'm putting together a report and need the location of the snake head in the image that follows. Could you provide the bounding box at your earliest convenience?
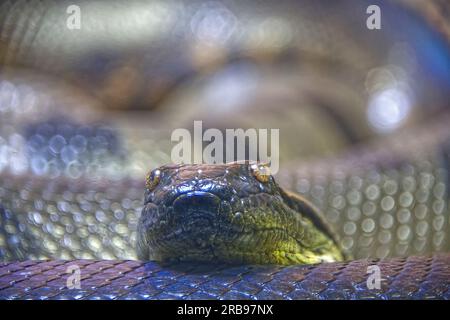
[137,161,343,265]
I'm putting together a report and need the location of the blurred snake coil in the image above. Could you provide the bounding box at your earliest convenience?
[0,0,450,299]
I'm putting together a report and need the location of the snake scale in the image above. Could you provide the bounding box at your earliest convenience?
[0,0,450,299]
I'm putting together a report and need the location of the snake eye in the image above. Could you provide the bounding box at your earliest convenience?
[250,163,271,183]
[146,169,161,191]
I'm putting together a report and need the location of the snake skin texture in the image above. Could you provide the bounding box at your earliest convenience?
[0,0,449,299]
[0,254,449,299]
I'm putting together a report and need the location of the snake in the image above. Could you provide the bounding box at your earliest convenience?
[137,162,344,265]
[0,0,450,299]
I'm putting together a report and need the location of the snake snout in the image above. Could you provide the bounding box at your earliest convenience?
[172,191,221,249]
[173,191,221,220]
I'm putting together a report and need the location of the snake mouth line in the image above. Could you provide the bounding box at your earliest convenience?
[148,191,300,242]
[152,225,336,265]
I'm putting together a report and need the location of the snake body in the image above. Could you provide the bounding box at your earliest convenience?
[0,0,449,299]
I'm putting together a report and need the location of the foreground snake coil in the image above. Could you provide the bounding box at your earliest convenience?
[0,0,449,299]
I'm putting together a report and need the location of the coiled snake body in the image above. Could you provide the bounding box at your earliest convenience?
[0,0,449,299]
